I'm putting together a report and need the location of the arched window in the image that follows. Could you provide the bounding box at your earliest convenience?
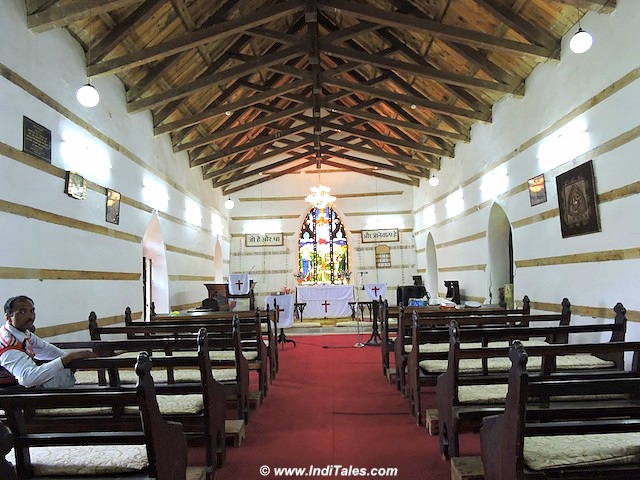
[299,207,348,284]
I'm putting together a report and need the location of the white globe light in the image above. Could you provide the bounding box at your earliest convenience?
[570,28,593,54]
[76,83,100,107]
[428,175,440,187]
[224,198,235,209]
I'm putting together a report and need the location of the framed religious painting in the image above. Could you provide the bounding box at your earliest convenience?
[106,189,121,225]
[64,171,86,199]
[555,160,600,238]
[527,174,547,206]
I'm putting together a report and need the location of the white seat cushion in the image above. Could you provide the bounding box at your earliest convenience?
[524,432,640,470]
[7,445,148,475]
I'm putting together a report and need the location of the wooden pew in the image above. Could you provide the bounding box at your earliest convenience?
[55,330,243,451]
[0,352,207,480]
[378,300,399,379]
[131,307,275,397]
[85,314,251,424]
[43,329,227,468]
[0,421,16,480]
[480,341,640,479]
[396,297,534,397]
[407,297,567,424]
[436,303,631,458]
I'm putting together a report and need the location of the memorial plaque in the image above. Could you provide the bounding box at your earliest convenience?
[23,116,51,163]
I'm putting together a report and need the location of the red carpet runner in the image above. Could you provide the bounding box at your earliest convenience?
[191,334,474,479]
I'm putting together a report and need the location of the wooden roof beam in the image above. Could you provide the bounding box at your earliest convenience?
[321,158,421,186]
[473,0,558,51]
[87,0,306,77]
[222,159,318,195]
[552,0,616,14]
[317,0,556,60]
[321,44,515,94]
[27,0,142,33]
[326,77,488,123]
[212,150,316,187]
[127,45,306,113]
[155,79,310,135]
[190,124,312,168]
[323,121,452,157]
[324,149,428,179]
[323,103,468,142]
[322,137,437,169]
[175,102,311,152]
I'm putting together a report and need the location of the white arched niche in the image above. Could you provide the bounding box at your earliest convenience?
[487,203,513,305]
[142,211,170,317]
[213,238,224,284]
[425,232,438,299]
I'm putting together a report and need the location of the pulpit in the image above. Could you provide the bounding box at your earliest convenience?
[205,281,256,310]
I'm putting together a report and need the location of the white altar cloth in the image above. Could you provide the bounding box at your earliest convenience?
[297,285,353,318]
[264,294,295,328]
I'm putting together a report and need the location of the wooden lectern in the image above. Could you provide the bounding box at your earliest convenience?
[204,281,256,310]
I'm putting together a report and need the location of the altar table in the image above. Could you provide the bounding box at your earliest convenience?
[296,285,353,318]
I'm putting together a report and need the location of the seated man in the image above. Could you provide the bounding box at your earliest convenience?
[0,295,94,388]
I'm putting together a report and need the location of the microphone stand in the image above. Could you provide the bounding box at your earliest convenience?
[354,272,365,348]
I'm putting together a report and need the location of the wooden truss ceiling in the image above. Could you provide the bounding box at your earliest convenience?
[25,0,616,194]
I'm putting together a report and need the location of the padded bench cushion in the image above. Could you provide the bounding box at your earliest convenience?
[419,340,614,374]
[524,432,640,470]
[8,445,148,475]
[75,366,237,384]
[34,394,204,416]
[458,384,508,404]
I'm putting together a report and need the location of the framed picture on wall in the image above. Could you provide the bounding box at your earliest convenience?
[106,189,121,225]
[527,174,547,206]
[556,160,600,238]
[64,171,86,199]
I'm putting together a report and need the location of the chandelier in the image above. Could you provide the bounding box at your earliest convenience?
[305,184,336,209]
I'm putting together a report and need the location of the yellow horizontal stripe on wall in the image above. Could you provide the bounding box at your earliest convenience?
[516,248,640,268]
[0,62,224,230]
[38,310,143,338]
[231,215,300,221]
[0,198,143,243]
[168,275,214,282]
[0,267,139,281]
[344,210,412,217]
[414,67,640,221]
[0,195,217,264]
[438,264,486,273]
[530,301,639,324]
[165,245,214,261]
[436,231,487,249]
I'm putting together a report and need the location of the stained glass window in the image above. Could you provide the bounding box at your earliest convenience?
[299,206,349,284]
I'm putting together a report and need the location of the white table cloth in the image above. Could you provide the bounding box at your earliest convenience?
[296,285,353,318]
